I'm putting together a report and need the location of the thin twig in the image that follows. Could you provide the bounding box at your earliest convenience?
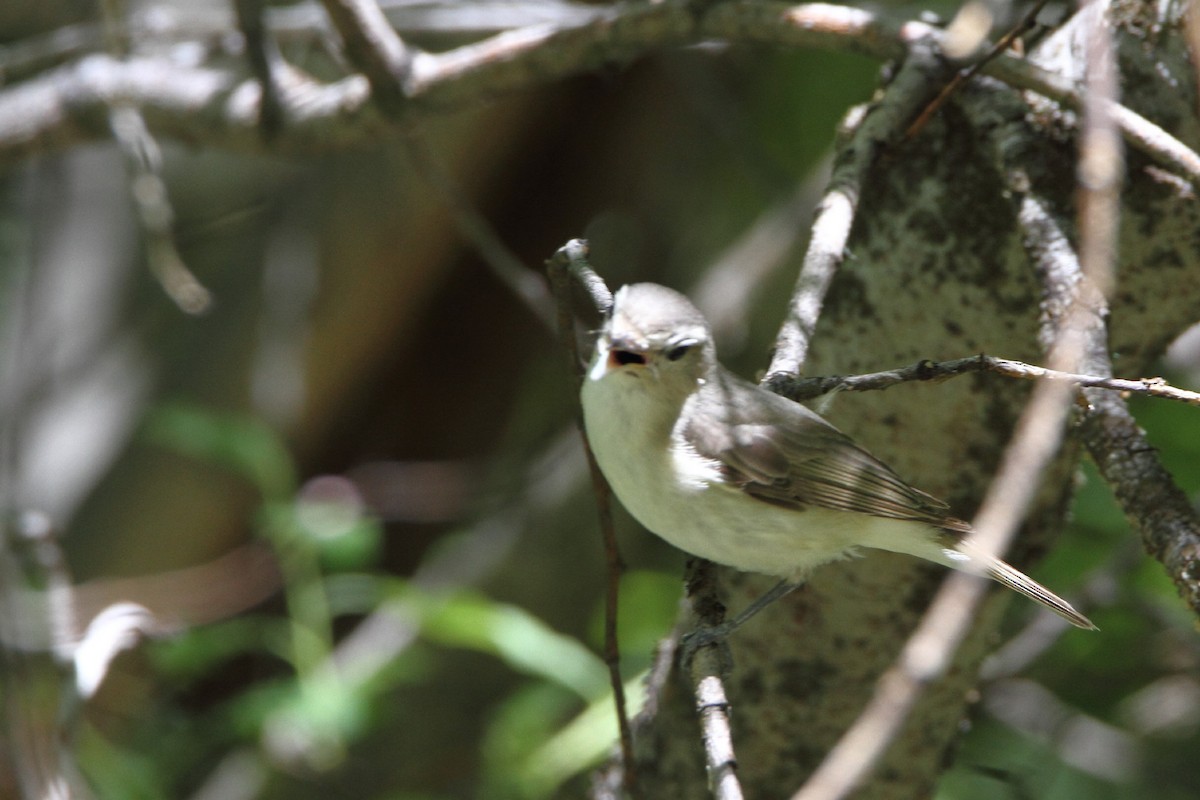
[100,0,211,314]
[792,5,1124,797]
[1067,14,1200,611]
[769,354,1200,407]
[765,34,948,380]
[682,37,956,800]
[403,131,557,331]
[693,660,743,800]
[1080,389,1200,616]
[790,319,1089,800]
[1067,0,1200,609]
[962,34,1199,617]
[2,1,1197,188]
[233,0,283,138]
[1,512,93,798]
[982,49,1200,185]
[318,0,416,115]
[682,558,745,800]
[905,0,1051,139]
[545,241,637,798]
[1075,0,1121,300]
[106,105,213,314]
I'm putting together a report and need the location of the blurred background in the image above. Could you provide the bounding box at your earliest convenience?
[2,1,1199,798]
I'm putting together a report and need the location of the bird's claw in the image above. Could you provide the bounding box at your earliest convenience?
[679,621,735,675]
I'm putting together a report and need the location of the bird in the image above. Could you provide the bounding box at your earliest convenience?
[579,282,1096,633]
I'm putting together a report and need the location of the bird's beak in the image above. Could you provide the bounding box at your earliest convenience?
[590,335,652,380]
[607,348,648,371]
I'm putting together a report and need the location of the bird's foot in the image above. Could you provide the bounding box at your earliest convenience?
[679,621,736,676]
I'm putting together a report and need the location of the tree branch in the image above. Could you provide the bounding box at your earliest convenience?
[764,28,946,378]
[984,47,1200,185]
[684,559,745,800]
[792,5,1126,794]
[2,0,1195,189]
[958,27,1200,618]
[233,0,285,138]
[1080,390,1200,617]
[403,131,557,331]
[319,0,416,115]
[770,354,1200,407]
[546,242,637,797]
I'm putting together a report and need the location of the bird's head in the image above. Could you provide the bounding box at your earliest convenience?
[587,283,715,400]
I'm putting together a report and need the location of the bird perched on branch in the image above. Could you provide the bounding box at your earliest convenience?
[580,282,1095,634]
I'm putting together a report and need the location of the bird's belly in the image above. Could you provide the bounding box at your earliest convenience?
[601,447,864,578]
[580,373,925,579]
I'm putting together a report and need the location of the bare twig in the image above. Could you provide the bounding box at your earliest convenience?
[233,0,284,138]
[790,315,1090,800]
[1080,391,1200,617]
[1186,1,1200,113]
[765,34,948,380]
[319,0,417,115]
[1075,0,1121,300]
[770,354,1200,407]
[2,0,1196,190]
[791,5,1125,797]
[682,559,745,800]
[547,239,613,335]
[100,0,211,314]
[402,132,557,331]
[670,37,954,800]
[966,64,1200,613]
[106,105,213,314]
[693,660,743,800]
[1067,0,1200,612]
[983,48,1200,185]
[545,241,637,797]
[905,0,1051,140]
[1,512,93,799]
[1065,28,1200,612]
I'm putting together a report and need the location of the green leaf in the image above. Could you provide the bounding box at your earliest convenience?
[142,402,296,500]
[515,673,648,799]
[407,588,609,702]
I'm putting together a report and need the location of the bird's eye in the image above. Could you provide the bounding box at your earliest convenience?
[665,344,692,361]
[612,350,646,366]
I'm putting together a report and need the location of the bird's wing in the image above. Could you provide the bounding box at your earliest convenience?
[684,375,960,530]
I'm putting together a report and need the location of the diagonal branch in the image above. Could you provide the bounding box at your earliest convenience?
[319,0,417,115]
[545,242,638,797]
[905,0,1052,140]
[402,131,557,331]
[764,30,948,380]
[1080,389,1200,617]
[984,51,1200,185]
[101,0,211,314]
[2,0,1197,190]
[792,5,1126,796]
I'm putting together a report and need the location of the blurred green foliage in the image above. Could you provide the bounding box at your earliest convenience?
[937,390,1200,799]
[91,363,1200,800]
[10,5,1193,796]
[82,402,678,799]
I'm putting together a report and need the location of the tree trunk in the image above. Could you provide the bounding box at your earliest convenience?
[626,2,1200,796]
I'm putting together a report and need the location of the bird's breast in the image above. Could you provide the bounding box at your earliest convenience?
[581,375,869,577]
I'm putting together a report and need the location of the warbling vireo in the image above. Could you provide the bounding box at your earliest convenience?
[580,283,1095,632]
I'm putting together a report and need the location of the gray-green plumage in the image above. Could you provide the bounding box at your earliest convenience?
[581,283,1095,631]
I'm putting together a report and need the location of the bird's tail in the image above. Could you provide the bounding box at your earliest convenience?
[950,539,1097,630]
